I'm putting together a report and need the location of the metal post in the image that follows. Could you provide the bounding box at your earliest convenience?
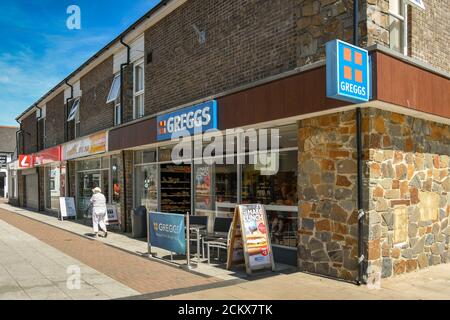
[147,211,152,257]
[186,212,191,268]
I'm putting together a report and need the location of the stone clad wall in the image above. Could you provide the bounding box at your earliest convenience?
[298,110,368,281]
[366,109,450,279]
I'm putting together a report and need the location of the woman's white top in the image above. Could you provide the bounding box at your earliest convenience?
[90,193,107,215]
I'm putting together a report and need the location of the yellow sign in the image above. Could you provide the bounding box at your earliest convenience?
[63,131,107,161]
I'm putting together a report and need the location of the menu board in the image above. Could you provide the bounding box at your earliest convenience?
[227,204,274,274]
[59,197,77,220]
[106,205,119,225]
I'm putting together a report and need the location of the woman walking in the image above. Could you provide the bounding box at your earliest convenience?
[90,187,108,238]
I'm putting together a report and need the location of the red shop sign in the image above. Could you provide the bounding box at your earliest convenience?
[34,146,61,166]
[19,154,34,168]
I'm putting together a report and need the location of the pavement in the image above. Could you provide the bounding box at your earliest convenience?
[1,200,450,300]
[0,218,138,300]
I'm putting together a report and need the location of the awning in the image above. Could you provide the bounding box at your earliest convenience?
[67,98,80,122]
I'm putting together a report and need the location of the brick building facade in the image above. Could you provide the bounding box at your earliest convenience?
[10,0,450,284]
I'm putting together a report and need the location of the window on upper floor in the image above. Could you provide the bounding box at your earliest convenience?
[133,60,144,119]
[67,97,81,138]
[389,0,407,55]
[107,74,121,104]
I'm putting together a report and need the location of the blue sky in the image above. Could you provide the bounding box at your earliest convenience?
[0,0,160,126]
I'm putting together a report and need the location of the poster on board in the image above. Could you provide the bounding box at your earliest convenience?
[106,205,119,225]
[59,197,77,220]
[227,204,274,274]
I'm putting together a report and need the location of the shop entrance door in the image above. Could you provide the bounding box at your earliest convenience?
[160,163,191,214]
[25,173,39,210]
[77,171,101,218]
[135,164,158,213]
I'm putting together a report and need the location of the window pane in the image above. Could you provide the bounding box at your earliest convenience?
[111,156,121,205]
[114,104,121,125]
[102,170,109,203]
[134,94,144,118]
[77,159,101,171]
[107,75,121,103]
[389,15,403,53]
[45,165,60,211]
[135,164,158,212]
[242,149,298,248]
[389,0,401,14]
[134,64,143,92]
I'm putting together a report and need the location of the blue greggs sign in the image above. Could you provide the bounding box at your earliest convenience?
[326,39,370,103]
[149,212,186,254]
[157,100,218,141]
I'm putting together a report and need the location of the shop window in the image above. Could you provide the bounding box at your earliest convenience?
[133,60,145,119]
[135,163,158,212]
[135,149,157,165]
[389,0,407,55]
[111,156,121,205]
[45,165,61,212]
[77,159,100,171]
[242,149,298,248]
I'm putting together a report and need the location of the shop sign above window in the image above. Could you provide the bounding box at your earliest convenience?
[62,131,107,161]
[34,146,62,166]
[326,39,370,104]
[156,100,218,141]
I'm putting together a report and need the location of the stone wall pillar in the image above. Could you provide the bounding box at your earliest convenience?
[366,108,450,279]
[298,110,369,281]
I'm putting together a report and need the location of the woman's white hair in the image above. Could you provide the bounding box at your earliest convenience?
[92,187,102,194]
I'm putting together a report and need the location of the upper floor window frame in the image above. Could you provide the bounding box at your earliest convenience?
[133,59,145,120]
[388,0,409,56]
[107,73,121,104]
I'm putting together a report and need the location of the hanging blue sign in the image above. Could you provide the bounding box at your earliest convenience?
[157,100,218,141]
[149,212,186,254]
[326,39,370,103]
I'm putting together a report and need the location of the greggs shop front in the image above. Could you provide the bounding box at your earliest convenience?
[107,58,351,266]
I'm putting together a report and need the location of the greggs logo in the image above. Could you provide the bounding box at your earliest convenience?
[326,39,370,104]
[157,100,218,141]
[153,222,181,234]
[343,47,363,84]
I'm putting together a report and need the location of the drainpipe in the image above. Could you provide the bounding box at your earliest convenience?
[35,104,42,211]
[119,37,130,232]
[15,119,23,158]
[353,0,365,286]
[119,37,131,125]
[64,80,74,142]
[356,108,365,285]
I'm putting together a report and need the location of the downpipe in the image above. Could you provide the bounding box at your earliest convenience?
[119,37,131,125]
[64,80,74,142]
[354,0,366,285]
[64,80,73,198]
[356,108,366,285]
[119,37,130,232]
[35,104,42,211]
